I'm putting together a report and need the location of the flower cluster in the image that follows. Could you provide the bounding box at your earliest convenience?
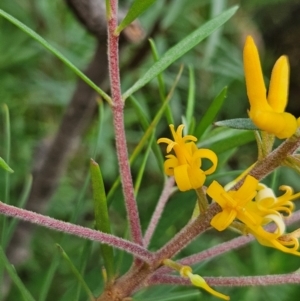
[157,35,300,300]
[158,124,300,256]
[243,36,300,139]
[207,175,300,256]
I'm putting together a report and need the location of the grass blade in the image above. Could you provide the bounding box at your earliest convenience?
[0,157,13,173]
[134,134,155,195]
[194,86,227,139]
[56,244,94,301]
[148,39,173,124]
[200,128,255,154]
[0,246,36,301]
[116,0,157,34]
[186,66,196,131]
[90,159,114,281]
[129,96,164,170]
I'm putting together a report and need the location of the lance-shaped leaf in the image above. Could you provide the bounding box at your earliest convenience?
[195,86,227,139]
[56,244,94,301]
[116,0,157,34]
[0,157,13,173]
[149,38,173,125]
[122,6,238,100]
[129,96,164,171]
[199,128,255,154]
[186,66,196,131]
[134,134,155,195]
[214,118,259,130]
[0,246,36,301]
[90,159,114,281]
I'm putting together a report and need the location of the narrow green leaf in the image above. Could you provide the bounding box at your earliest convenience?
[0,9,111,104]
[186,66,196,130]
[0,246,36,301]
[195,86,227,139]
[116,0,157,34]
[129,96,164,170]
[202,0,226,66]
[149,39,166,98]
[74,240,93,301]
[148,39,173,124]
[90,159,114,280]
[1,104,11,248]
[56,244,94,301]
[134,134,155,195]
[0,157,13,173]
[214,118,259,130]
[123,5,238,99]
[106,0,111,18]
[39,255,60,301]
[199,128,255,154]
[92,100,104,158]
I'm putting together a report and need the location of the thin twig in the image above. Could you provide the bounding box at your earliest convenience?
[143,177,175,248]
[0,202,152,262]
[147,273,300,287]
[107,0,143,246]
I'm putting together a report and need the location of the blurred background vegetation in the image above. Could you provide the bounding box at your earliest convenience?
[1,0,300,300]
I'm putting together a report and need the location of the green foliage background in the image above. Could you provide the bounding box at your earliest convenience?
[0,0,300,300]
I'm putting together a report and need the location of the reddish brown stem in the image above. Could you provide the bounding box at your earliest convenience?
[107,0,143,246]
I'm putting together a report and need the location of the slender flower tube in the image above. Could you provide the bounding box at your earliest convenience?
[243,35,300,139]
[180,266,230,300]
[158,124,217,191]
[163,259,229,300]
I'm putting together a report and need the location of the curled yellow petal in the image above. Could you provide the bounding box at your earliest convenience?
[164,155,178,176]
[211,209,237,231]
[193,149,218,175]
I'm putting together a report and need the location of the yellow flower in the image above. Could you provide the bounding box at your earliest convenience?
[245,184,300,256]
[207,176,300,255]
[247,183,300,218]
[243,35,299,139]
[207,175,259,231]
[157,124,217,191]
